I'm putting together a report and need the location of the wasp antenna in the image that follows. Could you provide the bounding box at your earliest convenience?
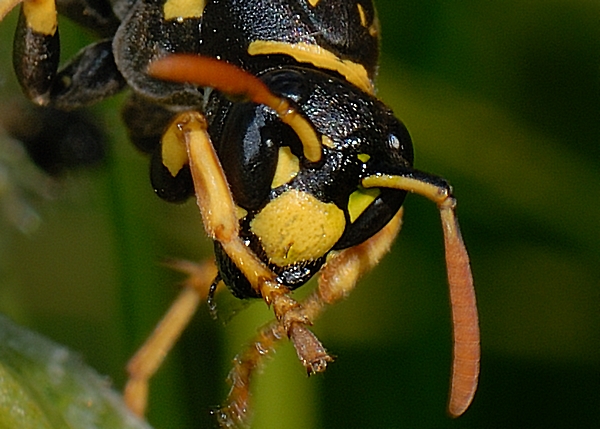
[362,173,480,416]
[439,203,479,417]
[148,54,322,162]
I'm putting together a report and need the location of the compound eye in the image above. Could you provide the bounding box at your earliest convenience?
[218,103,280,211]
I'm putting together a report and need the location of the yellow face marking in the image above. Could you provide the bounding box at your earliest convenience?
[23,0,57,35]
[271,147,300,189]
[321,135,335,149]
[248,41,375,95]
[250,189,346,266]
[347,187,380,223]
[357,153,370,163]
[236,205,248,220]
[161,122,189,176]
[356,3,368,27]
[163,0,204,20]
[368,18,379,38]
[308,0,320,6]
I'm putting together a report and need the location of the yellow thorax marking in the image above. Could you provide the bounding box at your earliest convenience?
[307,0,320,6]
[23,0,57,35]
[271,147,300,188]
[163,0,205,20]
[248,40,375,95]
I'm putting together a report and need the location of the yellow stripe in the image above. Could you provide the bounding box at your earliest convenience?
[22,0,57,36]
[308,0,320,6]
[163,0,204,20]
[248,40,375,95]
[321,135,335,148]
[356,3,367,28]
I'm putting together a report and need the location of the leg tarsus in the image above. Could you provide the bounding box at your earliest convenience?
[216,321,286,428]
[289,322,333,375]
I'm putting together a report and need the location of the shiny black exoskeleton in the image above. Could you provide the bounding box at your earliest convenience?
[6,0,413,298]
[207,66,413,298]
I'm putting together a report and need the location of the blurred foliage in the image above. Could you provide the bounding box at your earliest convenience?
[0,315,153,429]
[0,0,599,428]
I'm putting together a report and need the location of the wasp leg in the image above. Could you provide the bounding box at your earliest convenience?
[166,111,329,369]
[0,0,23,20]
[214,319,285,428]
[362,170,479,417]
[11,0,125,108]
[48,39,127,109]
[12,0,59,103]
[124,259,219,417]
[215,209,404,428]
[313,208,403,306]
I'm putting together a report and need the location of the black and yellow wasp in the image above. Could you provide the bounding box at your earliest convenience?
[0,0,480,425]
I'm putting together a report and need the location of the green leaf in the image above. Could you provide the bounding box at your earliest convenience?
[0,315,153,429]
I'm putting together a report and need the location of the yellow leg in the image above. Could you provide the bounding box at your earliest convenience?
[1,0,22,22]
[170,111,328,367]
[362,173,480,417]
[124,259,218,416]
[216,209,404,427]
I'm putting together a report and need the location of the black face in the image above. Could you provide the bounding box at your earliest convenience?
[204,67,413,298]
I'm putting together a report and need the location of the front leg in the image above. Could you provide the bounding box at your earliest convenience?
[124,259,219,417]
[215,209,404,427]
[165,111,331,370]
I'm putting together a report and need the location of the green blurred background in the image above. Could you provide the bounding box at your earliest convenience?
[1,0,599,427]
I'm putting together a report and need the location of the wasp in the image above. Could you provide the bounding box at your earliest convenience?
[1,0,480,425]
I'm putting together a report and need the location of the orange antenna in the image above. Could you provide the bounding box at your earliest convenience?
[148,54,322,163]
[440,205,479,417]
[362,173,480,416]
